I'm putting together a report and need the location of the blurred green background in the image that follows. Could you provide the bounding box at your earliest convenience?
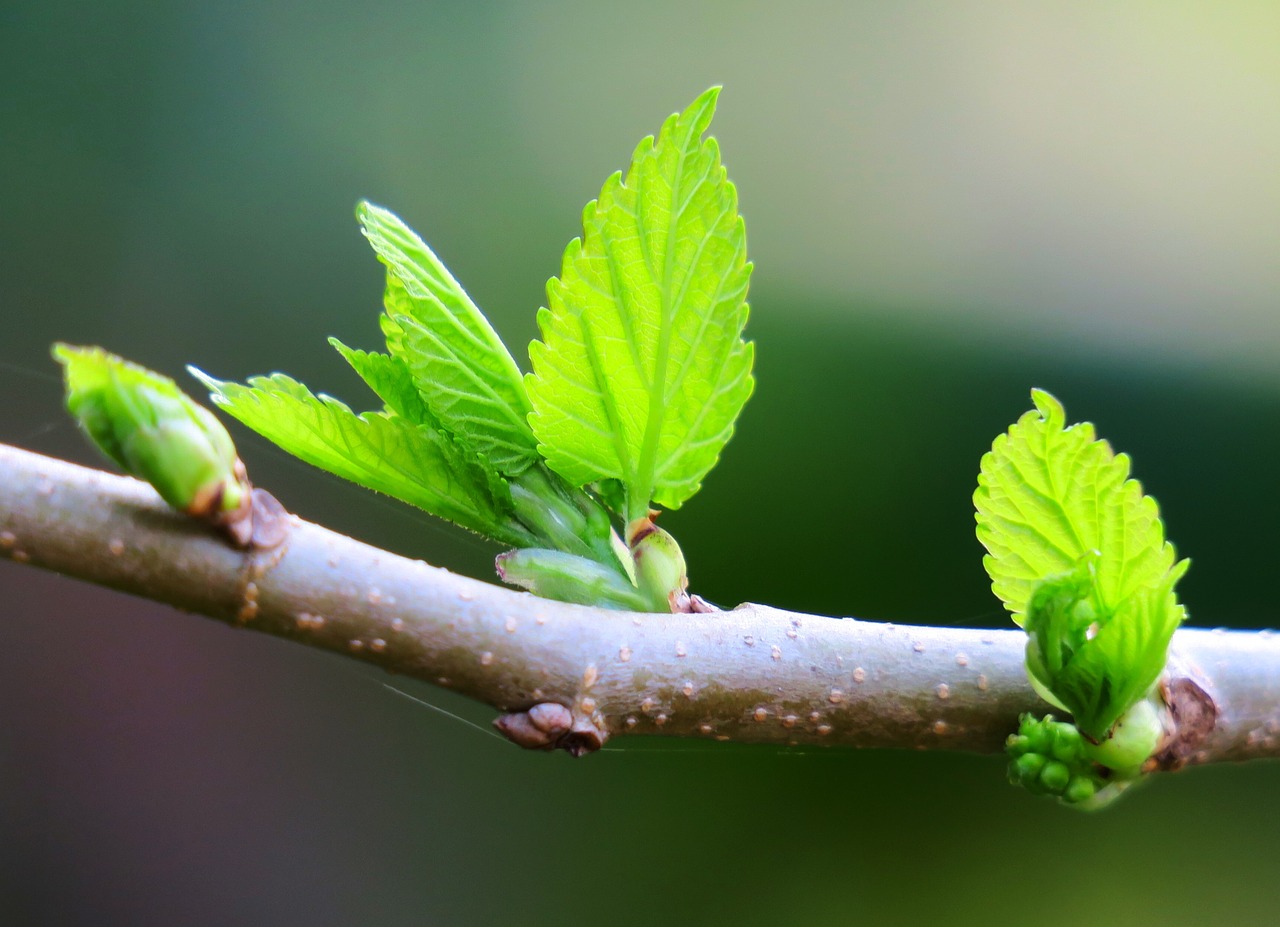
[4,2,1280,924]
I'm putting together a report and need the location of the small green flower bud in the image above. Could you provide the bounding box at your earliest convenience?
[1049,721,1083,762]
[1063,776,1098,805]
[1006,733,1032,754]
[1038,760,1071,792]
[1006,714,1119,807]
[1014,713,1057,753]
[1010,751,1047,787]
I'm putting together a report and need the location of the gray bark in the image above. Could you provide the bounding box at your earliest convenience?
[3,442,1278,765]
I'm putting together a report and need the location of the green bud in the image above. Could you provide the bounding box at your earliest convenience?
[54,344,251,519]
[1010,751,1047,787]
[1006,733,1032,754]
[628,517,688,612]
[1022,721,1052,754]
[508,466,636,584]
[496,548,648,611]
[1038,759,1071,792]
[1006,714,1119,808]
[1048,721,1083,762]
[509,466,588,548]
[1063,776,1098,804]
[1083,697,1163,775]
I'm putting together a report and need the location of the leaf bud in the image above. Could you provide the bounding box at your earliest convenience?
[628,517,688,612]
[496,548,646,611]
[54,344,252,523]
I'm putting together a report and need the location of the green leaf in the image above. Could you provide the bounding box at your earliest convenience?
[191,368,533,546]
[526,86,754,519]
[1022,557,1099,700]
[328,339,433,425]
[1053,564,1186,738]
[357,201,538,474]
[974,389,1180,626]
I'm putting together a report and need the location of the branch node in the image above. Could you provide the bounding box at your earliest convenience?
[493,702,609,757]
[494,702,573,751]
[1152,677,1217,771]
[232,490,292,623]
[245,488,291,550]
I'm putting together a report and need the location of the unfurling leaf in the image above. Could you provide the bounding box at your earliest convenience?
[978,389,1189,752]
[974,389,1181,626]
[527,86,754,521]
[1048,563,1186,739]
[185,92,748,611]
[1022,555,1186,740]
[327,340,434,425]
[358,201,538,475]
[191,369,533,547]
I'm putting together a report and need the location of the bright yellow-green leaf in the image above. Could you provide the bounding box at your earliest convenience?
[526,87,754,519]
[192,369,532,546]
[358,202,538,474]
[975,389,1181,626]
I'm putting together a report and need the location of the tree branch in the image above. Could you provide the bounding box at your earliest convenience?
[3,441,1279,765]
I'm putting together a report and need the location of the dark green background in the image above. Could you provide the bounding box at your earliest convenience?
[4,3,1280,924]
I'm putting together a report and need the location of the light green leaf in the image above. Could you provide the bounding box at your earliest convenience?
[1023,556,1099,693]
[1022,554,1186,739]
[357,201,538,474]
[526,86,754,518]
[1053,564,1186,739]
[191,369,533,546]
[974,389,1180,625]
[328,339,433,425]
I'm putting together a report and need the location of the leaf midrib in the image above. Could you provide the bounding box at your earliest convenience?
[630,126,693,520]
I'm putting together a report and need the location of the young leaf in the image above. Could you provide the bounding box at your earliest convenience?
[1051,565,1186,739]
[357,202,538,474]
[974,389,1181,625]
[1022,557,1099,697]
[191,369,533,546]
[328,339,433,425]
[526,86,754,520]
[1022,556,1187,740]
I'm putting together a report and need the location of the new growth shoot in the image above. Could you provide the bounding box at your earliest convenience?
[192,87,752,615]
[976,390,1189,808]
[46,90,1212,806]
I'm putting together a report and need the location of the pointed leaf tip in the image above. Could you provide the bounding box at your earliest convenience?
[1029,388,1064,426]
